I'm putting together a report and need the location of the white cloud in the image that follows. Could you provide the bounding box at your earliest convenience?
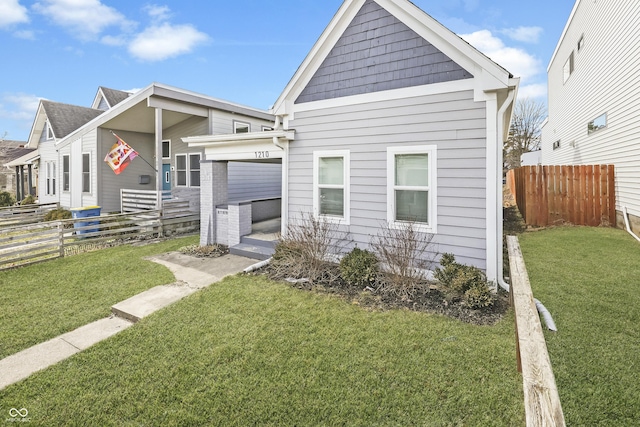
[518,83,547,99]
[0,93,41,127]
[33,0,133,40]
[128,23,209,61]
[460,30,542,80]
[14,29,35,40]
[144,4,172,23]
[501,26,543,44]
[0,0,29,28]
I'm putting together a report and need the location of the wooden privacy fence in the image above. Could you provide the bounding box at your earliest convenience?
[0,203,199,271]
[512,165,615,227]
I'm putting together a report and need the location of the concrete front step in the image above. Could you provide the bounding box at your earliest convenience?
[230,242,275,260]
[241,236,278,249]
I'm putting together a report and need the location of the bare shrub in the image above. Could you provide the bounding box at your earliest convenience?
[371,221,437,300]
[269,213,350,284]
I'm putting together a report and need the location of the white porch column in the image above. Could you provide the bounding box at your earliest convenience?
[155,108,163,208]
[200,160,228,245]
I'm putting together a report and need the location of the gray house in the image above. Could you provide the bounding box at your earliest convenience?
[186,0,518,281]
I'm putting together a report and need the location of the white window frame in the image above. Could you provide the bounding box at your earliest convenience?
[46,161,56,196]
[62,154,70,192]
[162,140,171,159]
[82,152,91,193]
[563,51,574,83]
[46,122,54,140]
[175,153,202,187]
[234,121,250,134]
[387,145,437,234]
[313,150,350,225]
[588,113,607,135]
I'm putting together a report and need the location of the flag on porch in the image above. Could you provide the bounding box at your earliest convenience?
[104,133,139,175]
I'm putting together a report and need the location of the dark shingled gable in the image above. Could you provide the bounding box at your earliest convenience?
[296,0,473,104]
[41,101,103,139]
[99,87,131,108]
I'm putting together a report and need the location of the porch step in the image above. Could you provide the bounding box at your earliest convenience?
[229,242,275,261]
[240,236,278,249]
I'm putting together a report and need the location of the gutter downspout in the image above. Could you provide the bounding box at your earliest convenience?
[496,87,557,332]
[623,206,640,243]
[272,115,289,238]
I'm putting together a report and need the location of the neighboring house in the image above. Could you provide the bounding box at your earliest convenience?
[0,140,33,198]
[541,0,640,234]
[186,0,518,281]
[12,84,280,213]
[520,150,542,166]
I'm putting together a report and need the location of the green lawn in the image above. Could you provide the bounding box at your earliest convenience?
[0,274,525,426]
[0,235,198,359]
[519,227,640,426]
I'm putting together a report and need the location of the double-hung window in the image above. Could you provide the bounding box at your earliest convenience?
[82,153,91,193]
[387,146,437,233]
[313,150,350,223]
[175,153,201,187]
[46,162,56,196]
[62,155,70,192]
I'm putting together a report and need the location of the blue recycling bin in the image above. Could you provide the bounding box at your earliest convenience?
[71,206,101,235]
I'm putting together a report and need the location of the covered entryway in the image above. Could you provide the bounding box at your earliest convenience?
[183,129,294,259]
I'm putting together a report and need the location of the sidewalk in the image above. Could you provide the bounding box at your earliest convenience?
[0,252,257,390]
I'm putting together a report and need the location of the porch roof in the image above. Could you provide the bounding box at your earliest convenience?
[183,129,295,162]
[182,129,295,147]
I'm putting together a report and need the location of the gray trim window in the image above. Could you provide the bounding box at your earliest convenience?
[234,121,250,134]
[175,153,201,187]
[175,154,187,186]
[563,51,574,83]
[82,153,91,193]
[189,153,201,187]
[588,113,607,135]
[162,140,171,159]
[552,140,561,150]
[62,155,70,192]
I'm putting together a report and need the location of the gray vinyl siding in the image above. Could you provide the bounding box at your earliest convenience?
[296,0,472,104]
[228,162,282,201]
[288,90,488,270]
[98,128,155,213]
[542,0,640,218]
[210,110,274,135]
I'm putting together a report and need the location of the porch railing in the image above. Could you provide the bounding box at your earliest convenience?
[121,189,172,212]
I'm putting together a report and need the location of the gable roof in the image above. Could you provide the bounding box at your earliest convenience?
[92,87,132,110]
[272,0,516,115]
[41,101,103,139]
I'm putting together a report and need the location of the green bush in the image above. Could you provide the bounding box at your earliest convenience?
[20,194,36,205]
[44,207,72,222]
[434,253,494,309]
[339,247,379,287]
[0,191,15,207]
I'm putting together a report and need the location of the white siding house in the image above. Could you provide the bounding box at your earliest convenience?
[187,0,518,281]
[541,0,640,235]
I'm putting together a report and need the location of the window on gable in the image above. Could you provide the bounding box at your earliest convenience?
[313,150,350,223]
[588,113,607,134]
[234,121,250,134]
[577,35,585,52]
[82,153,91,193]
[563,51,575,83]
[62,155,70,192]
[387,146,437,233]
[46,123,54,140]
[175,153,202,187]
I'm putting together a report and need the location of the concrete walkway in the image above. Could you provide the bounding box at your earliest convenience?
[0,253,256,391]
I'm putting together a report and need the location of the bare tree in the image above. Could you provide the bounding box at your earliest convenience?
[504,98,546,170]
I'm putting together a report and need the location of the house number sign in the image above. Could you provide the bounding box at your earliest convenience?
[255,151,270,159]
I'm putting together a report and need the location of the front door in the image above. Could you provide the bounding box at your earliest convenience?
[162,164,171,191]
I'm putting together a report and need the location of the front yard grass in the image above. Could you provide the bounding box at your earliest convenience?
[519,226,640,425]
[1,274,525,426]
[0,235,198,359]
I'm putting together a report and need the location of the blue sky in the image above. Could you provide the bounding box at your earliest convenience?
[0,0,575,142]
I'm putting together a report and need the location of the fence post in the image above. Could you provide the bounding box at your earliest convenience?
[58,221,65,259]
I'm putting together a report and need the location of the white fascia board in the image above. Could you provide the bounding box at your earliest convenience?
[91,87,107,110]
[26,102,48,149]
[183,130,295,147]
[147,96,209,117]
[5,149,40,167]
[54,84,156,150]
[548,0,581,72]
